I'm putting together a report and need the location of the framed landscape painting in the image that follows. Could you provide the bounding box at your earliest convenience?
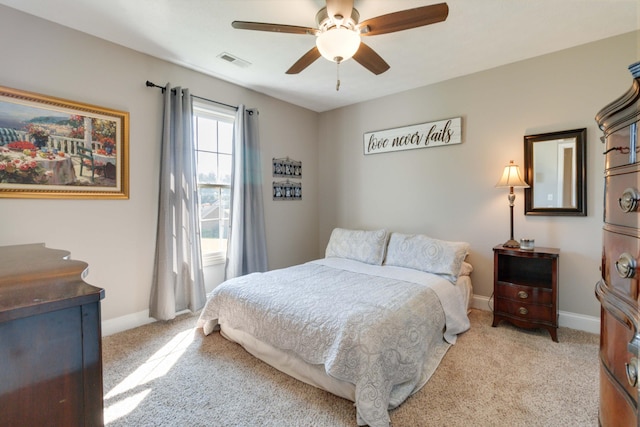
[0,86,129,199]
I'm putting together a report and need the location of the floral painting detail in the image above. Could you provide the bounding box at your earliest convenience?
[25,124,50,148]
[0,154,49,184]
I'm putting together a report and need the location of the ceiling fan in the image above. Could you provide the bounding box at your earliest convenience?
[232,0,449,82]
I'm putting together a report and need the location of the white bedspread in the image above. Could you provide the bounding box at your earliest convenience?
[197,258,470,427]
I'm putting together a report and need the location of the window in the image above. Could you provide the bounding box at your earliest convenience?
[193,101,234,266]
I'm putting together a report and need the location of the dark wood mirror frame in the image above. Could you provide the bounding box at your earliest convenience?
[524,128,587,216]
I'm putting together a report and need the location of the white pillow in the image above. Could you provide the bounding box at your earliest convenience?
[459,261,473,276]
[325,228,389,265]
[385,233,470,282]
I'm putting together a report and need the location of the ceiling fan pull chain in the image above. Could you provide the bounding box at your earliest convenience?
[336,61,341,91]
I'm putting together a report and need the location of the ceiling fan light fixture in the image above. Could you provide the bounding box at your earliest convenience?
[316,28,361,63]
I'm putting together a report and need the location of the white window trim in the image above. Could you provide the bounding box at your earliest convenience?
[202,251,226,266]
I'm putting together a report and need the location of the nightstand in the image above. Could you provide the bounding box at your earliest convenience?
[492,244,560,342]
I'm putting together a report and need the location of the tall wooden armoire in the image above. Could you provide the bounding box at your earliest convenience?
[595,61,640,426]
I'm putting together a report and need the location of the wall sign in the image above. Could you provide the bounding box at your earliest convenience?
[363,117,462,155]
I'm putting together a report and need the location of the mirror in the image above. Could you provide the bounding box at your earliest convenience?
[524,128,587,216]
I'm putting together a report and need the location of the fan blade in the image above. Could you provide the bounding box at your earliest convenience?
[326,0,354,23]
[352,42,390,75]
[232,21,316,35]
[286,47,322,74]
[359,3,449,36]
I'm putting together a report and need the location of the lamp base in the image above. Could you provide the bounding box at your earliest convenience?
[503,239,521,248]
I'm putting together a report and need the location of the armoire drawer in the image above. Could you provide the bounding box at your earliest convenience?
[602,229,639,302]
[604,126,633,170]
[600,365,638,427]
[600,306,639,406]
[605,165,640,229]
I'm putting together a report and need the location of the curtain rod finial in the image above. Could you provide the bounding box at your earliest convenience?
[146,80,167,93]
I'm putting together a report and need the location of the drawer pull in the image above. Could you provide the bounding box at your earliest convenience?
[626,357,638,387]
[518,307,528,316]
[517,291,529,299]
[618,187,640,213]
[615,253,637,279]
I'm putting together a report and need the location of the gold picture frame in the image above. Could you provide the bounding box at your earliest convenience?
[0,86,129,199]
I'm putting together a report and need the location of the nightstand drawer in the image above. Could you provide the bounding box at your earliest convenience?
[496,282,553,305]
[495,297,555,323]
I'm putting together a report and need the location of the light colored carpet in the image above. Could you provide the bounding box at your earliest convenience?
[102,309,599,426]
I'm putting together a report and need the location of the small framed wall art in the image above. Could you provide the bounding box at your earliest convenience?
[273,157,301,178]
[273,179,301,200]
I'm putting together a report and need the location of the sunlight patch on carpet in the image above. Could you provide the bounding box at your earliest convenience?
[104,328,195,423]
[104,389,151,424]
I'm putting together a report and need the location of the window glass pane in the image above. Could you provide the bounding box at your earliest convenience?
[197,152,219,184]
[201,219,225,253]
[221,187,231,238]
[198,186,219,211]
[219,121,233,154]
[196,116,218,152]
[221,187,231,216]
[218,153,232,184]
[199,188,226,254]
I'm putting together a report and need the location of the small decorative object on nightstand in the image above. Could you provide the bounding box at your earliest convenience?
[519,238,535,250]
[492,244,560,342]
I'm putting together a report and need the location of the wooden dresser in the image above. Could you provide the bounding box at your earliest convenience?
[492,244,560,342]
[0,243,105,427]
[595,61,640,427]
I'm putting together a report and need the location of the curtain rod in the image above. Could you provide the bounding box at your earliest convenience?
[145,80,238,111]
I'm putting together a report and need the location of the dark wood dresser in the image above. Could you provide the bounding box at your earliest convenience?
[0,243,105,427]
[492,244,560,342]
[595,61,640,427]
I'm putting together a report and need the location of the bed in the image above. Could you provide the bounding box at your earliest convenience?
[197,229,472,427]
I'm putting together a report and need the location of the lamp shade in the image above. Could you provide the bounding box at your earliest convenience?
[495,160,529,188]
[316,28,361,63]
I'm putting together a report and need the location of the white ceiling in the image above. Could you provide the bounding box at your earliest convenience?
[1,0,638,112]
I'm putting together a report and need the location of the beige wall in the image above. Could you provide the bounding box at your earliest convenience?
[318,31,639,318]
[0,6,320,324]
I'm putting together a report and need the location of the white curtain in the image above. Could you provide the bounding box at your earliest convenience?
[225,105,268,279]
[150,84,206,320]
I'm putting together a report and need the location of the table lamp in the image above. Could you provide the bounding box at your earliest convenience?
[496,160,529,248]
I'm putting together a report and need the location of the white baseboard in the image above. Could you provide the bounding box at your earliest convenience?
[471,294,493,312]
[471,295,600,335]
[557,310,600,335]
[103,297,600,337]
[101,309,155,337]
[101,308,193,337]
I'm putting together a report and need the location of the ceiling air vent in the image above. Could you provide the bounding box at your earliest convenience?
[217,52,251,68]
